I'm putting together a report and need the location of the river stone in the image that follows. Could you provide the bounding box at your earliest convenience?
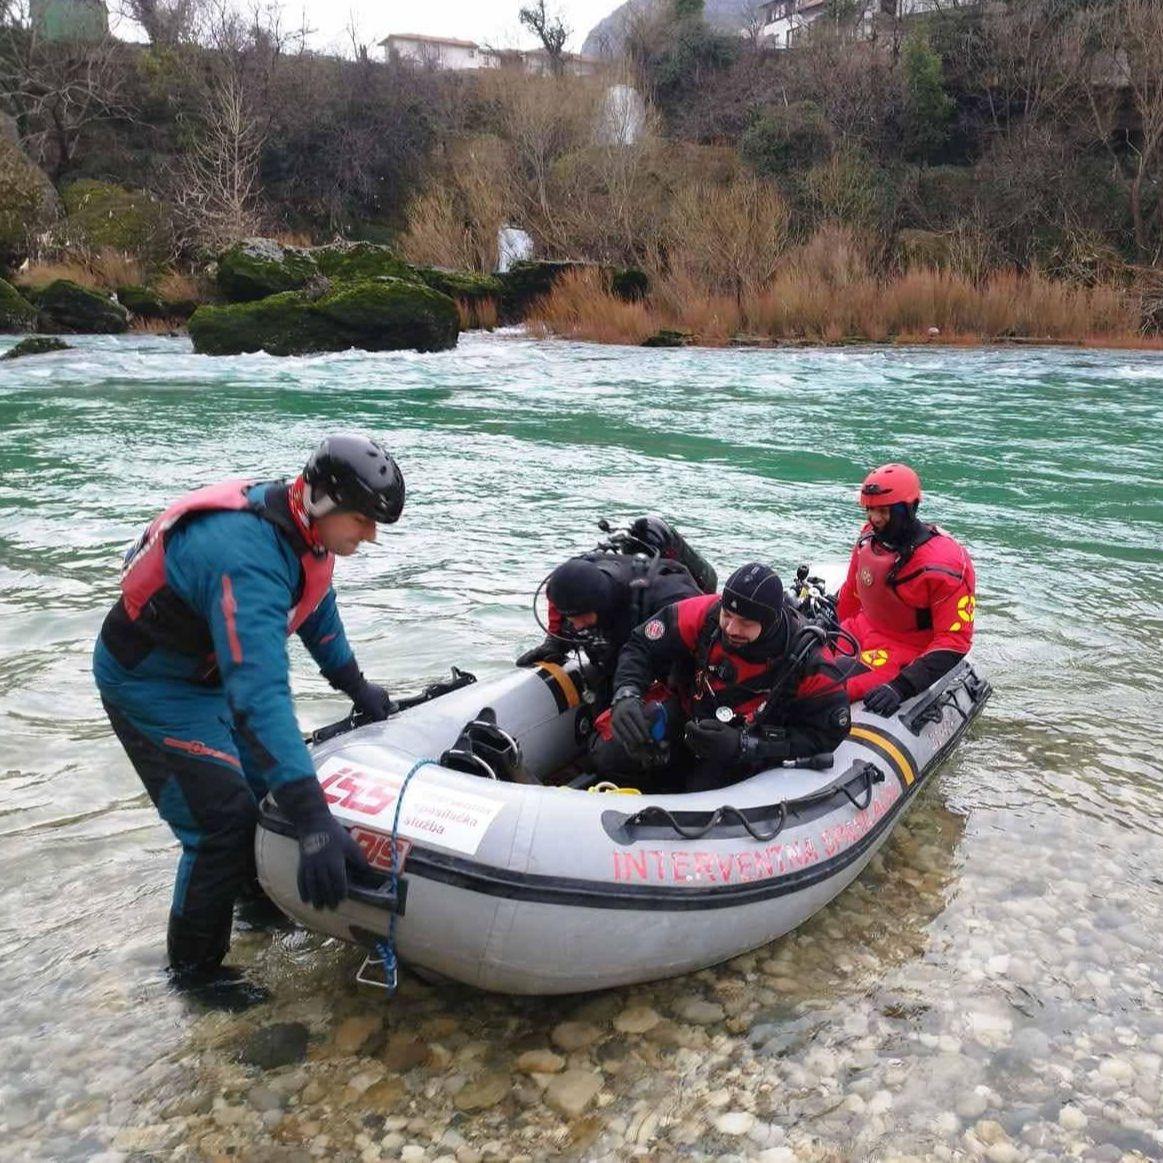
[675,998,725,1025]
[382,1035,432,1072]
[454,1072,510,1111]
[35,279,129,334]
[544,1069,602,1117]
[247,1085,284,1113]
[1,336,70,360]
[551,1021,602,1052]
[334,1015,383,1055]
[363,1078,408,1111]
[216,237,319,301]
[956,1090,989,1120]
[1058,1105,1088,1131]
[614,1006,661,1034]
[514,1050,565,1074]
[985,1145,1020,1163]
[975,1120,1007,1145]
[715,1111,756,1136]
[1097,1056,1134,1082]
[0,278,36,332]
[240,1023,309,1070]
[1010,1027,1051,1062]
[188,278,459,357]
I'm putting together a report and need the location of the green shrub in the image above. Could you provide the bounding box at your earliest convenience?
[0,138,58,274]
[59,180,173,264]
[741,103,833,178]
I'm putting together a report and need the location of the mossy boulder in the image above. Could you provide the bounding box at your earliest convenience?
[2,336,71,361]
[0,131,59,274]
[188,277,459,356]
[215,238,320,302]
[116,284,169,319]
[59,180,172,264]
[312,241,416,283]
[35,279,129,334]
[414,267,503,304]
[642,328,694,348]
[498,260,593,322]
[0,278,37,332]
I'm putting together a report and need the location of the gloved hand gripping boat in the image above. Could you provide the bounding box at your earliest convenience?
[255,651,991,995]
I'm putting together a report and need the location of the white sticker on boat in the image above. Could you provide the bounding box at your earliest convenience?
[317,757,504,855]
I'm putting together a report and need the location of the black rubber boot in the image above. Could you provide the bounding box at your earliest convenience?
[234,880,295,933]
[167,913,270,1012]
[167,963,272,1012]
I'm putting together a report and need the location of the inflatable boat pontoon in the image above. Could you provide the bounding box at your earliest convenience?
[255,654,990,995]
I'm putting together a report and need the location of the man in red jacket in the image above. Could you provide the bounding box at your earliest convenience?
[595,563,850,792]
[838,463,976,715]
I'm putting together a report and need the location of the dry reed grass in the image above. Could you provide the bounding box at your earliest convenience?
[272,230,314,248]
[456,296,499,331]
[87,249,146,288]
[129,315,182,334]
[15,249,146,291]
[153,269,203,304]
[527,268,657,345]
[14,258,100,290]
[530,246,1145,349]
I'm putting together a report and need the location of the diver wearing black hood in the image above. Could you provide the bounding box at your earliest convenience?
[515,551,703,674]
[594,563,850,792]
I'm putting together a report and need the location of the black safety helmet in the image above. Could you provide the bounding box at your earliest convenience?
[303,434,405,524]
[721,562,785,633]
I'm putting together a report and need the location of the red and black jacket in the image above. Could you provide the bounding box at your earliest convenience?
[613,593,851,761]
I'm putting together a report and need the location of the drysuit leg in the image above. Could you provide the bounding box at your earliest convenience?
[100,696,257,974]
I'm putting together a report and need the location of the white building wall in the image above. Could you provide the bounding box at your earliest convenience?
[384,37,491,71]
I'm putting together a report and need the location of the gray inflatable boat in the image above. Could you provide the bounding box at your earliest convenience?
[255,655,991,995]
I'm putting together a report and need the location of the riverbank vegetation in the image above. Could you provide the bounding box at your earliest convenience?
[1,0,1161,345]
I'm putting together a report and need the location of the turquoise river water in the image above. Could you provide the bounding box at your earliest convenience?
[0,331,1161,1162]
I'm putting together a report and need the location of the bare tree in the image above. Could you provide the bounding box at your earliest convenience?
[0,22,132,179]
[116,0,201,45]
[518,0,569,77]
[1076,0,1163,259]
[171,71,263,248]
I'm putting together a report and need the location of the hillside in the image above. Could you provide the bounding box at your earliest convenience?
[581,0,758,56]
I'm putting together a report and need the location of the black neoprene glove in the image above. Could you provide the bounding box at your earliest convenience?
[610,690,651,749]
[515,636,567,667]
[863,683,904,717]
[325,658,393,722]
[684,718,743,763]
[275,777,372,910]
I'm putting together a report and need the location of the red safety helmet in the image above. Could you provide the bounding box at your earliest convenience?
[859,463,922,507]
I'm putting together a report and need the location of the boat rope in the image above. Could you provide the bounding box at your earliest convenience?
[364,757,437,998]
[623,801,789,843]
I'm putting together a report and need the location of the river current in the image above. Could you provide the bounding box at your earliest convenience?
[0,331,1160,1162]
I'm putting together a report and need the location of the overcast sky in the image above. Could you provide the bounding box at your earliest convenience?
[115,1,624,55]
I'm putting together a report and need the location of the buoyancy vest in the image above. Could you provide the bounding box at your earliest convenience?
[117,478,334,657]
[853,525,967,639]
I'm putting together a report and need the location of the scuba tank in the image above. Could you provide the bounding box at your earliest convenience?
[623,515,718,595]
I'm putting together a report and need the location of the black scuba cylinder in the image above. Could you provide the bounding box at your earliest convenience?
[627,515,717,595]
